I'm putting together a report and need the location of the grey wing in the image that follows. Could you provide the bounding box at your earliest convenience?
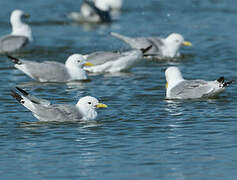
[19,60,70,82]
[34,104,83,122]
[170,80,215,99]
[27,95,50,106]
[110,32,163,55]
[144,37,164,55]
[86,51,122,65]
[128,37,164,55]
[111,32,151,50]
[54,104,83,121]
[0,35,28,53]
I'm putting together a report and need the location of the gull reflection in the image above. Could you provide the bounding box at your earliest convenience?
[164,99,183,116]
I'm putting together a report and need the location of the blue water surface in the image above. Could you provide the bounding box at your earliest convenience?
[0,0,237,179]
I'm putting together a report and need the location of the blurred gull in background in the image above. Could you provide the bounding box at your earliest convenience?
[68,0,111,23]
[0,9,32,54]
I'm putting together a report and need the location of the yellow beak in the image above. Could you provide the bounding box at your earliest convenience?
[84,62,94,66]
[96,103,108,108]
[166,82,168,89]
[183,41,192,46]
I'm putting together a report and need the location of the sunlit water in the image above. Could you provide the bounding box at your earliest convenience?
[0,0,237,179]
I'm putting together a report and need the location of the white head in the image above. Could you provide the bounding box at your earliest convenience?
[65,54,88,68]
[65,54,93,80]
[10,9,32,41]
[76,96,107,121]
[165,66,184,90]
[163,33,192,57]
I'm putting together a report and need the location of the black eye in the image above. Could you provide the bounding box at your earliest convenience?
[77,60,80,63]
[88,102,91,104]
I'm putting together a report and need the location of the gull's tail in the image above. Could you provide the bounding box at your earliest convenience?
[16,86,29,96]
[10,87,35,112]
[10,87,50,113]
[217,77,235,87]
[7,55,22,65]
[10,90,24,104]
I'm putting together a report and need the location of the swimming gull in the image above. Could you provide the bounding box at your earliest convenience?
[0,9,32,54]
[68,0,111,23]
[8,54,93,82]
[165,66,234,99]
[11,87,107,121]
[111,32,192,59]
[83,45,152,73]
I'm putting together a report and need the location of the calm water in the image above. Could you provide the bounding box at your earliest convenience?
[0,0,237,179]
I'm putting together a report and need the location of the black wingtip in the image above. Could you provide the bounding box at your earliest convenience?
[217,76,225,83]
[141,45,152,54]
[10,90,24,104]
[217,76,235,87]
[223,80,235,87]
[16,87,29,96]
[7,55,22,65]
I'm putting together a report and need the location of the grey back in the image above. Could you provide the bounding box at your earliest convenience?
[20,60,70,82]
[170,80,214,99]
[0,35,28,53]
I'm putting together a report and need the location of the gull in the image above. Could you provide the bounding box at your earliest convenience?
[8,54,93,82]
[68,0,111,23]
[11,87,107,121]
[83,45,152,73]
[111,32,192,59]
[165,66,234,99]
[0,9,32,54]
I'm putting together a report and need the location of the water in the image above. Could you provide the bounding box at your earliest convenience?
[0,0,237,179]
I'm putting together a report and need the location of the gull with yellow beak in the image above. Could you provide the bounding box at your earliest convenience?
[11,87,107,121]
[7,54,93,82]
[165,66,234,99]
[111,32,192,60]
[83,46,152,73]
